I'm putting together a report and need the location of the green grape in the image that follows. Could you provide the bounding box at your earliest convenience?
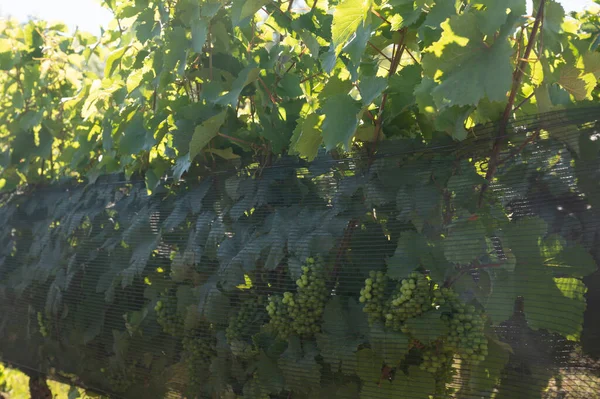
[183,328,217,394]
[265,257,329,338]
[289,257,328,336]
[440,289,488,365]
[385,272,432,330]
[419,345,456,397]
[359,270,389,324]
[226,295,266,343]
[266,294,294,338]
[155,290,184,337]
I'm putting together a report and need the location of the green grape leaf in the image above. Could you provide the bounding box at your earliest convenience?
[443,217,487,264]
[290,114,323,161]
[278,338,322,394]
[582,52,600,79]
[468,337,511,392]
[545,245,598,277]
[196,277,231,324]
[321,94,361,151]
[422,13,517,109]
[557,64,596,101]
[387,231,429,279]
[191,19,208,53]
[368,322,409,366]
[358,75,387,105]
[316,297,368,374]
[231,0,271,27]
[215,66,260,107]
[332,0,373,54]
[255,351,285,395]
[481,268,518,324]
[189,110,227,161]
[360,366,435,399]
[104,46,128,78]
[120,114,154,155]
[355,348,382,384]
[473,0,526,36]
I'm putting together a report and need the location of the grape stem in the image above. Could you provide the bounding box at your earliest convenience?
[479,0,546,207]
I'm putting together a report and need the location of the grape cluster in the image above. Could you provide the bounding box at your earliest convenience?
[359,271,389,323]
[183,329,216,393]
[441,291,488,364]
[419,346,456,398]
[266,257,329,338]
[37,312,49,338]
[386,272,433,330]
[226,296,266,343]
[155,291,184,337]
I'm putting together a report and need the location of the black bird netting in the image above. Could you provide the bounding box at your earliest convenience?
[1,108,600,398]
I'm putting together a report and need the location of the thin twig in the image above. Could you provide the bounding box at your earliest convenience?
[368,41,393,62]
[513,92,535,113]
[258,77,279,103]
[405,48,420,64]
[371,29,407,146]
[371,9,391,25]
[479,0,546,207]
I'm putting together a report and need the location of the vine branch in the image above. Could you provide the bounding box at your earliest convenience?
[479,0,546,207]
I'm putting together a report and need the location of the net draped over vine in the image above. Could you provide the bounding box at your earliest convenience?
[1,108,600,398]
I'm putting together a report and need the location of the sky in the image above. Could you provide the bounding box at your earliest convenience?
[0,0,597,35]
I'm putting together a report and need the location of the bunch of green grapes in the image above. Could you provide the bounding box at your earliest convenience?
[226,295,266,343]
[265,257,329,338]
[441,290,488,364]
[359,271,389,323]
[155,290,184,337]
[183,329,216,393]
[385,272,433,331]
[289,257,328,335]
[266,295,294,338]
[37,312,49,337]
[419,346,456,397]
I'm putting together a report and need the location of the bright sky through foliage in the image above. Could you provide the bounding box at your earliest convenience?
[0,0,596,35]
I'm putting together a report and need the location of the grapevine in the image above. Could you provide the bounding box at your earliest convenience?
[0,0,598,397]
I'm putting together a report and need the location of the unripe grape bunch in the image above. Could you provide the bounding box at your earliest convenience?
[359,270,389,323]
[266,257,329,338]
[226,295,266,343]
[155,290,184,337]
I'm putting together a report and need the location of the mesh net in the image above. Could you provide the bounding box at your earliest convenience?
[1,107,600,398]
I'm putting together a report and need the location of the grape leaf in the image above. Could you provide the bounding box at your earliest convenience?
[191,19,208,53]
[545,245,598,277]
[473,0,527,36]
[360,366,435,399]
[231,0,271,27]
[387,231,429,279]
[332,0,373,54]
[321,94,361,151]
[355,348,382,384]
[422,13,517,109]
[290,113,323,161]
[368,322,409,366]
[443,217,487,265]
[189,110,227,161]
[358,75,387,106]
[316,297,368,374]
[278,338,322,394]
[468,337,511,392]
